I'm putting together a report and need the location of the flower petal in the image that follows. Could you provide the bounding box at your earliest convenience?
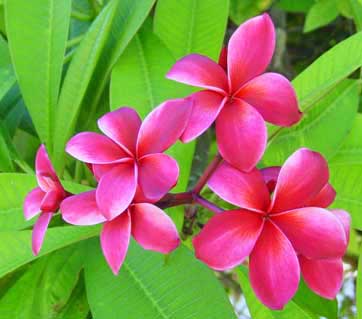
[24,187,44,220]
[131,203,180,253]
[208,162,270,212]
[40,190,63,213]
[66,132,127,164]
[181,91,225,143]
[228,13,275,92]
[167,54,228,94]
[61,190,106,225]
[96,163,137,220]
[137,98,192,156]
[261,166,280,193]
[218,46,227,70]
[193,210,264,271]
[306,183,336,208]
[272,207,347,259]
[138,153,179,202]
[331,209,351,242]
[98,107,141,155]
[100,211,131,275]
[271,148,329,212]
[249,221,300,310]
[236,73,301,126]
[32,212,53,255]
[216,100,267,172]
[299,256,343,299]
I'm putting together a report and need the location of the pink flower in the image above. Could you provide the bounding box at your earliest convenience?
[167,13,301,172]
[60,191,180,275]
[24,145,66,255]
[66,99,191,221]
[193,148,349,309]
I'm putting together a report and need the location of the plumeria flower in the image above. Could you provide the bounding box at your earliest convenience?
[61,190,180,275]
[66,99,191,221]
[167,13,301,172]
[23,145,67,255]
[193,148,349,309]
[261,166,350,300]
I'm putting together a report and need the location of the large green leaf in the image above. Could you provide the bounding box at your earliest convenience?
[357,248,362,319]
[5,0,72,150]
[53,0,155,172]
[304,0,338,33]
[229,0,272,25]
[85,240,236,318]
[154,0,229,60]
[0,122,14,172]
[0,35,16,102]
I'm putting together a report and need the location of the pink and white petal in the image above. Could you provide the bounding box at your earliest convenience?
[216,100,267,172]
[193,210,264,271]
[96,163,137,220]
[261,166,281,193]
[92,161,132,181]
[181,91,225,143]
[208,162,270,212]
[300,256,343,299]
[137,98,192,156]
[24,187,44,220]
[66,132,127,164]
[272,207,347,259]
[236,73,301,126]
[32,212,53,255]
[271,148,329,212]
[249,221,300,310]
[138,153,179,202]
[131,203,180,253]
[98,107,141,155]
[61,191,106,226]
[166,54,228,94]
[100,211,131,275]
[330,209,351,242]
[228,14,275,92]
[306,183,336,208]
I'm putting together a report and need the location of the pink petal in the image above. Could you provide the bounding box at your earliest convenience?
[331,209,351,242]
[272,207,347,259]
[24,187,45,220]
[66,132,128,164]
[98,107,141,155]
[138,153,179,202]
[166,54,228,94]
[249,221,300,310]
[100,211,131,275]
[208,162,270,212]
[261,166,281,193]
[236,73,302,126]
[61,190,106,226]
[271,148,329,212]
[130,203,180,253]
[32,212,53,255]
[137,98,192,156]
[227,13,275,92]
[216,100,267,172]
[92,163,123,181]
[299,256,343,299]
[306,183,336,208]
[193,210,264,271]
[40,190,63,213]
[218,46,227,70]
[96,163,137,220]
[181,91,225,143]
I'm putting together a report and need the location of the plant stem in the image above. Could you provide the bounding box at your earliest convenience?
[71,10,93,21]
[193,195,223,214]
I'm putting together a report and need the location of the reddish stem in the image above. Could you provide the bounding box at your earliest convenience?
[193,195,223,214]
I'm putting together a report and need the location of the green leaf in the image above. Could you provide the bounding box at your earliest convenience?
[5,0,72,150]
[85,240,236,318]
[229,0,272,25]
[154,0,229,60]
[357,247,362,319]
[276,0,315,13]
[0,122,14,171]
[0,35,16,102]
[329,114,362,229]
[304,0,338,33]
[53,0,155,172]
[264,80,358,165]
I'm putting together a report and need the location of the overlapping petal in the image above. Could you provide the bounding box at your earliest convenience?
[261,166,280,193]
[166,54,228,94]
[40,190,63,213]
[131,203,180,253]
[216,100,267,172]
[208,162,270,212]
[193,210,264,271]
[305,183,336,208]
[32,212,53,255]
[24,187,44,220]
[331,209,351,242]
[249,221,300,310]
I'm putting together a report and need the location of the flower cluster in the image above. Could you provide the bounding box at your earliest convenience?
[23,14,350,310]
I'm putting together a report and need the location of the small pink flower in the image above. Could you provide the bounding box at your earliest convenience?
[23,145,66,255]
[66,99,191,221]
[193,148,349,309]
[61,191,180,275]
[167,13,302,172]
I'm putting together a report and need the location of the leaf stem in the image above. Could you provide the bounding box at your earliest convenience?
[71,10,93,21]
